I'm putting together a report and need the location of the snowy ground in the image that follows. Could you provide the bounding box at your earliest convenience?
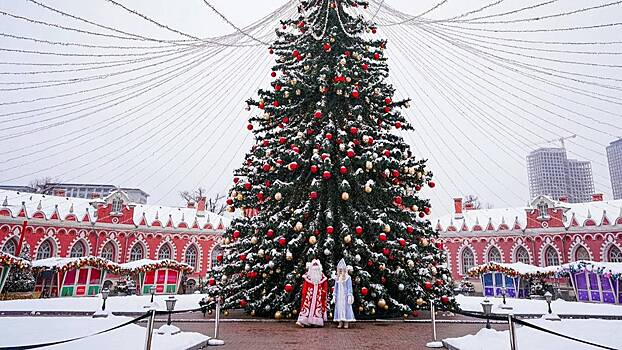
[456,294,622,316]
[0,293,206,313]
[0,316,209,349]
[444,318,622,350]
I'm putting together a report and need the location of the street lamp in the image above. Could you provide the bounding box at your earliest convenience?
[165,295,177,326]
[101,288,110,311]
[500,287,513,310]
[481,298,493,329]
[150,285,156,303]
[501,287,507,305]
[543,291,561,321]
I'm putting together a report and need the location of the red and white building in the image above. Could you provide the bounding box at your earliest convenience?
[0,189,228,286]
[435,194,622,280]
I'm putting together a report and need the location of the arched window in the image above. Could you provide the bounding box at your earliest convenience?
[515,246,530,264]
[185,245,198,269]
[487,247,502,263]
[129,243,144,261]
[607,246,622,263]
[36,239,53,260]
[574,246,590,261]
[158,244,171,260]
[461,248,475,275]
[210,245,222,270]
[101,242,116,262]
[111,196,123,213]
[70,241,86,258]
[537,202,549,219]
[544,246,560,267]
[2,237,18,255]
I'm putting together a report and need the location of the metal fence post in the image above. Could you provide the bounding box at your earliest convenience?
[508,314,517,350]
[208,297,225,346]
[143,308,156,350]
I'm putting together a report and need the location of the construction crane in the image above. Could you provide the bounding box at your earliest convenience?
[531,134,576,150]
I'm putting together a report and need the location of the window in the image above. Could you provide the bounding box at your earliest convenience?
[70,241,86,258]
[185,245,198,269]
[608,246,622,263]
[36,240,53,260]
[158,244,172,260]
[487,247,502,263]
[461,248,475,275]
[2,237,17,255]
[210,245,223,270]
[537,202,549,219]
[129,244,144,261]
[111,196,123,213]
[544,246,559,267]
[101,242,115,261]
[574,246,590,261]
[515,247,530,264]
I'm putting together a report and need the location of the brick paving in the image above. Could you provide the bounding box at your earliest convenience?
[174,318,508,349]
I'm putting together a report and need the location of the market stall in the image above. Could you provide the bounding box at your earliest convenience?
[0,252,31,294]
[468,262,557,298]
[558,261,622,304]
[120,259,192,295]
[32,256,122,297]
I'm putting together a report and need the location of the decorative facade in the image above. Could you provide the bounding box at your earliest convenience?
[0,189,228,286]
[435,195,622,280]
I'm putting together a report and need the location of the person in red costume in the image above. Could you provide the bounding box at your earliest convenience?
[296,259,328,327]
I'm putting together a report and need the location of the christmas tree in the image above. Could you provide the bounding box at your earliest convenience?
[4,247,35,293]
[209,0,456,318]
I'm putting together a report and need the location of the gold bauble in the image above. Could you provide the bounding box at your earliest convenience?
[411,205,419,212]
[292,309,298,315]
[224,237,231,245]
[236,193,243,201]
[304,65,310,70]
[383,224,391,233]
[383,305,389,310]
[378,299,386,308]
[250,310,256,316]
[403,314,409,319]
[370,308,376,315]
[417,172,423,179]
[364,185,372,193]
[284,91,290,98]
[309,236,317,245]
[291,79,297,85]
[365,161,373,170]
[341,192,350,201]
[251,236,258,244]
[294,221,303,231]
[358,306,364,312]
[262,273,268,278]
[407,260,415,268]
[420,238,429,247]
[274,311,283,319]
[208,310,213,315]
[296,89,301,95]
[224,310,229,316]
[227,206,235,213]
[286,251,293,261]
[344,235,352,244]
[275,192,282,201]
[416,298,425,306]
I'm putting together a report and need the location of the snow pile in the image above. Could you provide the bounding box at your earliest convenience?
[444,318,621,350]
[456,295,622,316]
[0,316,208,350]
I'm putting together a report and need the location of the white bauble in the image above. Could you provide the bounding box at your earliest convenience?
[275,192,282,201]
[268,261,275,268]
[258,249,265,256]
[295,221,303,231]
[355,254,361,262]
[324,248,331,256]
[366,161,373,170]
[398,283,405,291]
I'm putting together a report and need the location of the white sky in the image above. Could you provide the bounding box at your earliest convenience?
[0,0,621,216]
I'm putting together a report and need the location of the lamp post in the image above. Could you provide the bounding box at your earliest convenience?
[501,287,507,305]
[165,295,177,326]
[150,285,156,303]
[101,288,109,311]
[544,291,552,314]
[543,291,561,321]
[481,298,493,329]
[500,287,513,310]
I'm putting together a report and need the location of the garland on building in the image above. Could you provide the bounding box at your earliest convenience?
[120,259,194,274]
[468,262,556,279]
[557,261,622,281]
[0,252,31,270]
[32,256,124,275]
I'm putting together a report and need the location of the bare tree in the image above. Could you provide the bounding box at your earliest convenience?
[179,188,226,215]
[28,177,58,194]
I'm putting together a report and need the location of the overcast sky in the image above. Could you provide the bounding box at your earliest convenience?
[0,0,620,216]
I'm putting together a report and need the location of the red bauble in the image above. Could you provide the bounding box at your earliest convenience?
[419,212,425,218]
[259,102,265,109]
[310,191,318,200]
[424,207,431,215]
[226,198,233,205]
[298,21,305,28]
[441,295,450,304]
[247,123,253,130]
[385,97,392,105]
[428,181,436,188]
[361,63,369,71]
[340,166,347,174]
[395,122,401,129]
[240,299,247,307]
[285,284,294,293]
[345,50,351,57]
[292,49,300,57]
[392,170,400,178]
[209,277,216,286]
[262,164,271,172]
[271,71,276,78]
[283,117,289,124]
[347,150,355,158]
[371,27,377,34]
[325,133,333,140]
[355,226,363,235]
[257,192,264,201]
[244,182,252,190]
[273,100,280,107]
[424,281,433,290]
[367,136,374,145]
[399,238,406,247]
[435,279,444,286]
[265,180,271,187]
[415,184,422,191]
[384,106,391,113]
[374,52,380,60]
[314,111,323,119]
[407,225,414,234]
[310,165,319,173]
[239,253,246,261]
[323,171,332,180]
[248,271,257,279]
[276,159,284,166]
[275,84,282,91]
[278,237,287,246]
[351,90,360,99]
[379,233,387,242]
[323,43,331,52]
[262,140,270,147]
[436,242,444,249]
[361,287,368,296]
[265,229,275,239]
[383,248,390,256]
[394,196,403,205]
[289,162,298,171]
[350,126,358,135]
[216,254,223,262]
[326,226,334,234]
[381,276,387,284]
[296,55,302,61]
[269,49,274,54]
[233,230,241,238]
[383,149,390,157]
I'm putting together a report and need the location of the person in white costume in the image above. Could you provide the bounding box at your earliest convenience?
[333,258,355,328]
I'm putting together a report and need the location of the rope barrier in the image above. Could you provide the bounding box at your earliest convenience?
[0,312,151,350]
[512,318,620,350]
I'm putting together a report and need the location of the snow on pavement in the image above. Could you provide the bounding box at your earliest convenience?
[0,293,206,313]
[456,294,622,316]
[444,318,622,350]
[0,316,208,350]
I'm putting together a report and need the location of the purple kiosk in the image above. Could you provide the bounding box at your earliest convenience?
[559,261,622,304]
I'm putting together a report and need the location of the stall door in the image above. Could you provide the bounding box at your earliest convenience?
[573,271,590,302]
[142,269,179,295]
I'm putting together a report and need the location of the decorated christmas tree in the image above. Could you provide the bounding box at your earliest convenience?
[4,248,35,293]
[208,0,456,318]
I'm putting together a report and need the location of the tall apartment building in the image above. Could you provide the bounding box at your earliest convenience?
[608,138,622,200]
[527,147,594,203]
[42,183,150,204]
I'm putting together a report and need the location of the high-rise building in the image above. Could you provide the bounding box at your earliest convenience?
[527,147,594,203]
[607,138,622,200]
[43,183,150,204]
